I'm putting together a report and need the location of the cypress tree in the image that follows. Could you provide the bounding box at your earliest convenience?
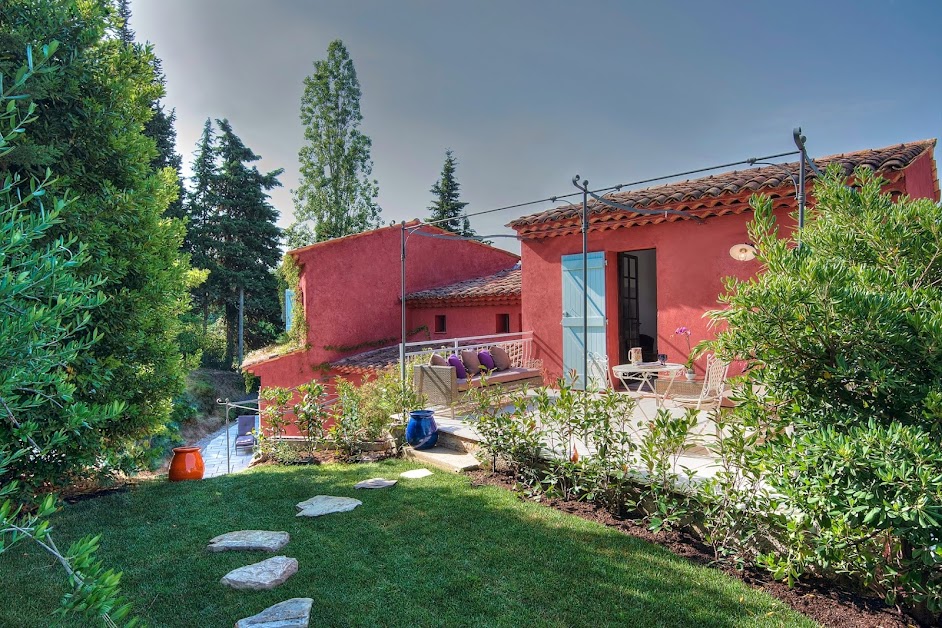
[428,149,474,237]
[286,39,381,247]
[186,119,218,330]
[210,119,284,365]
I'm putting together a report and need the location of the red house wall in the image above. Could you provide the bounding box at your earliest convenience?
[407,303,522,342]
[246,223,519,395]
[903,152,941,201]
[520,209,779,383]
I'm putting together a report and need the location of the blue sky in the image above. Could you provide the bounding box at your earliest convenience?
[130,0,942,251]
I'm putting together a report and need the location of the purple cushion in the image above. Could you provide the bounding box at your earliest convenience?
[478,350,496,371]
[447,354,467,379]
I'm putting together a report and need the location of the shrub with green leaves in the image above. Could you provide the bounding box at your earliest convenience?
[0,43,136,626]
[2,0,192,477]
[710,167,942,614]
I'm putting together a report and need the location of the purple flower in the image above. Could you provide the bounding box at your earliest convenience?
[674,326,690,336]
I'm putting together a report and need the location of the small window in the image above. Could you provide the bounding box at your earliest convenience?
[496,313,511,334]
[434,314,447,333]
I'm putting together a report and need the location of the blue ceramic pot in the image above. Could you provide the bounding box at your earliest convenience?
[405,410,438,450]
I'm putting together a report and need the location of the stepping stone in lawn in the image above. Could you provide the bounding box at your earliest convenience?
[400,468,433,479]
[207,530,289,553]
[235,597,313,628]
[295,495,362,518]
[354,477,397,489]
[220,556,298,591]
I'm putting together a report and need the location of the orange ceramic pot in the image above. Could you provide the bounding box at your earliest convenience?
[168,446,204,481]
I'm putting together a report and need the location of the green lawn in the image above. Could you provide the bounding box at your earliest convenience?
[0,460,815,627]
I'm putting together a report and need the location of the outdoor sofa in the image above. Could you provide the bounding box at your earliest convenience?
[413,344,542,418]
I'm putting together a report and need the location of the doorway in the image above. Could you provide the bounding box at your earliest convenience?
[618,250,657,363]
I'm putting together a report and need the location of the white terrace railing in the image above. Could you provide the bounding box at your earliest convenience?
[403,331,535,369]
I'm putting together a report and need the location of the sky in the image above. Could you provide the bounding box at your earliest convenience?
[130,0,942,253]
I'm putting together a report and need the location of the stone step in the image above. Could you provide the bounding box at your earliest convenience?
[432,418,482,454]
[403,446,480,473]
[436,429,479,454]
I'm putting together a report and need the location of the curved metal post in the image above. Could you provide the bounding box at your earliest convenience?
[793,128,807,246]
[573,175,590,391]
[400,221,407,385]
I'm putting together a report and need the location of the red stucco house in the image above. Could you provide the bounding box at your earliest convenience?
[242,222,521,396]
[508,140,939,385]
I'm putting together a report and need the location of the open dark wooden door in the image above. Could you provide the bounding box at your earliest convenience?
[618,253,640,363]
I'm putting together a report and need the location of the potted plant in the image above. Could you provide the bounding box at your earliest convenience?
[674,326,697,381]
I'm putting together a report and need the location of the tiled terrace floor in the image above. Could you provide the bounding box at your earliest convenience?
[197,422,255,478]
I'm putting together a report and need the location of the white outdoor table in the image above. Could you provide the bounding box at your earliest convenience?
[612,362,686,406]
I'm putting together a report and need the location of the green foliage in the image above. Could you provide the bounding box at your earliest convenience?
[243,371,260,394]
[708,169,942,615]
[329,372,402,459]
[694,399,770,569]
[185,119,218,326]
[257,386,300,464]
[208,118,284,364]
[118,1,185,223]
[0,40,122,499]
[468,379,644,514]
[182,118,283,366]
[637,408,698,533]
[428,149,475,238]
[1,0,191,475]
[286,39,381,247]
[0,41,135,625]
[713,168,942,432]
[293,382,330,451]
[277,252,306,348]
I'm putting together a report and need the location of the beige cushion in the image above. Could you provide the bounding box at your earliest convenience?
[461,349,483,375]
[490,346,512,371]
[429,354,448,367]
[485,367,541,385]
[457,367,542,392]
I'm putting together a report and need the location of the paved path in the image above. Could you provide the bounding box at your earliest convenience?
[197,422,255,478]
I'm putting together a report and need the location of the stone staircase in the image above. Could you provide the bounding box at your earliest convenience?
[403,416,482,472]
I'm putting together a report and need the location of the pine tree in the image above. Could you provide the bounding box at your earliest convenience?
[0,0,191,472]
[145,70,186,220]
[286,39,380,247]
[428,149,475,237]
[210,119,284,365]
[116,0,133,44]
[186,119,218,329]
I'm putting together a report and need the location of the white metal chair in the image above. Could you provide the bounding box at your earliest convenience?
[668,354,729,410]
[586,352,615,390]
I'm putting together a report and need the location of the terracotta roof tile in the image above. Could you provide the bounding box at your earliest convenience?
[509,140,936,238]
[406,267,521,307]
[332,345,402,374]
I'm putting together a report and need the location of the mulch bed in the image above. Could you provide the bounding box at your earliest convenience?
[468,469,925,628]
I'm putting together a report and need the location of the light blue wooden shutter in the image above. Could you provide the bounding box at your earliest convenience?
[285,289,295,332]
[561,252,606,390]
